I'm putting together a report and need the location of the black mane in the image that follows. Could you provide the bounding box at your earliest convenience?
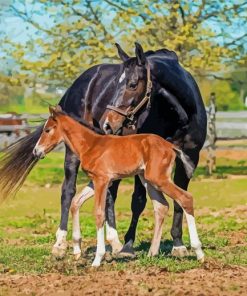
[145,48,178,61]
[59,111,105,135]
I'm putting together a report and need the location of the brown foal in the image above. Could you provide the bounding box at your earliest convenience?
[33,106,204,267]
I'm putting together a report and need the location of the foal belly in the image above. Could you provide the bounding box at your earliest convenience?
[103,145,143,179]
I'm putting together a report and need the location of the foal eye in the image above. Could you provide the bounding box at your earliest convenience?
[45,129,50,133]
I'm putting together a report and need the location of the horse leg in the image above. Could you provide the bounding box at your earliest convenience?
[52,146,80,259]
[171,151,199,257]
[157,178,204,262]
[120,175,147,257]
[71,182,95,260]
[71,180,122,258]
[105,180,123,254]
[91,177,109,267]
[139,175,169,256]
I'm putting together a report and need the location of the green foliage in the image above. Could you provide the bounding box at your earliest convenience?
[0,1,246,112]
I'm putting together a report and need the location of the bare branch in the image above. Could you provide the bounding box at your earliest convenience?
[224,33,247,47]
[9,4,60,36]
[103,0,127,12]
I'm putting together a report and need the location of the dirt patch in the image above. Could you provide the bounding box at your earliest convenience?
[0,264,246,296]
[200,149,247,162]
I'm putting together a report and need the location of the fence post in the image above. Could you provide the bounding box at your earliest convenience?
[206,92,217,175]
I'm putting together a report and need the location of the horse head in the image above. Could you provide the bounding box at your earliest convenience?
[103,42,152,134]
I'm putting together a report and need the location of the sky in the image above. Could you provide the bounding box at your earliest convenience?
[0,0,246,69]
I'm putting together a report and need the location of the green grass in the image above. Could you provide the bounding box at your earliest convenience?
[18,151,247,187]
[0,174,246,274]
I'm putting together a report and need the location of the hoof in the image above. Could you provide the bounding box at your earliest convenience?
[74,252,81,261]
[148,249,159,257]
[91,261,101,267]
[171,246,189,257]
[52,244,68,259]
[118,242,136,258]
[198,256,205,263]
[111,242,123,255]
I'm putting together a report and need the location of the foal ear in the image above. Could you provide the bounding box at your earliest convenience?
[49,106,58,119]
[49,106,55,116]
[115,43,129,62]
[135,42,146,66]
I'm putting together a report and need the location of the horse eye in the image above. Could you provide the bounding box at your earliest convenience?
[45,128,50,133]
[129,82,138,89]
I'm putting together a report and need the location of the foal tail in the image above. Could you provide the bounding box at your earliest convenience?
[173,147,195,179]
[0,125,43,200]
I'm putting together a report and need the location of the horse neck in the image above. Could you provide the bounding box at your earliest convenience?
[58,115,99,157]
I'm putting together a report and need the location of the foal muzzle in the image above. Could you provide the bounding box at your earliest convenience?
[33,147,45,159]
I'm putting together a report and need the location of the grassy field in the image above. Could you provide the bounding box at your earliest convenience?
[0,150,246,295]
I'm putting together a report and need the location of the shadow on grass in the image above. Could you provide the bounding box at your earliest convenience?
[79,239,199,267]
[135,239,174,255]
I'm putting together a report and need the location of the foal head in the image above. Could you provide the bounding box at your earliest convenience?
[33,106,63,159]
[103,42,152,134]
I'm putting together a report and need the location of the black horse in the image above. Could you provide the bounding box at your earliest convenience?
[0,43,207,258]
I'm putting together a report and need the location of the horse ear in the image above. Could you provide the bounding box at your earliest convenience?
[115,43,129,62]
[135,42,146,65]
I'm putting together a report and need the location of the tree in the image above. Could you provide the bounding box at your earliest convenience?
[0,0,246,90]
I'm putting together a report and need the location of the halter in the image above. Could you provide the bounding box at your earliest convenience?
[106,63,152,124]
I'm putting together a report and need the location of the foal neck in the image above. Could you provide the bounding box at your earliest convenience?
[58,114,100,157]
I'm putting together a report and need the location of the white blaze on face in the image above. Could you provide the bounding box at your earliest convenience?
[119,71,126,83]
[34,119,48,151]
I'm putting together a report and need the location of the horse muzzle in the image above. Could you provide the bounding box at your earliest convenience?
[103,119,123,135]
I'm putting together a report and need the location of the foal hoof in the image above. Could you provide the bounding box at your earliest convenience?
[118,243,136,258]
[52,244,68,259]
[198,256,205,264]
[74,252,81,261]
[171,246,189,257]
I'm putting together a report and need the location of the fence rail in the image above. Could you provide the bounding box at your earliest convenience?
[0,111,247,149]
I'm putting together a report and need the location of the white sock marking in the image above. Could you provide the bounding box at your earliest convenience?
[106,222,122,253]
[54,228,67,248]
[92,226,105,267]
[184,211,204,260]
[71,186,95,255]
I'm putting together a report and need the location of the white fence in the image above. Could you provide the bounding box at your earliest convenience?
[0,111,247,150]
[215,111,247,139]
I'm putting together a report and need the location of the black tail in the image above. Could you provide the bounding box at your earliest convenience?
[0,125,43,200]
[173,147,195,179]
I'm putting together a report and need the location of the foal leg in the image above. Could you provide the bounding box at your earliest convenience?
[92,178,109,267]
[139,175,169,256]
[52,146,80,259]
[105,180,123,254]
[71,183,95,260]
[171,151,199,257]
[120,176,147,256]
[158,179,204,261]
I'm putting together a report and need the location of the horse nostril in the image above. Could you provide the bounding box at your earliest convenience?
[103,122,113,134]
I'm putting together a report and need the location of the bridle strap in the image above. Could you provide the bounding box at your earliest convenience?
[106,63,152,120]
